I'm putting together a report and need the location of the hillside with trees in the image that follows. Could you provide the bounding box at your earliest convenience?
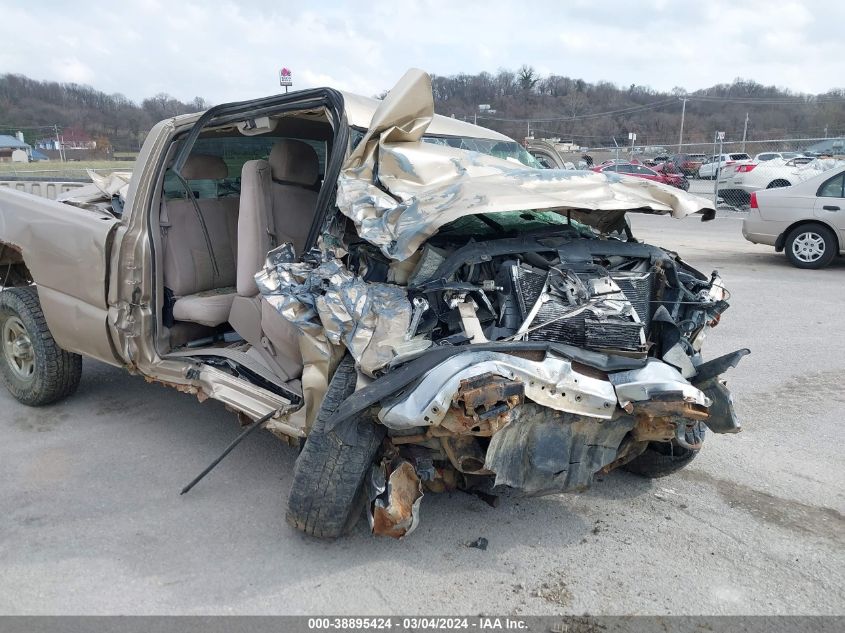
[2,67,844,155]
[429,66,845,147]
[0,74,209,153]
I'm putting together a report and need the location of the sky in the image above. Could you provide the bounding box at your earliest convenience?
[2,0,843,104]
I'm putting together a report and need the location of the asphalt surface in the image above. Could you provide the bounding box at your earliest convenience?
[1,213,843,616]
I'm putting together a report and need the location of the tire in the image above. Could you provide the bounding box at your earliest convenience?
[767,179,790,189]
[622,423,705,478]
[785,224,837,269]
[0,286,82,406]
[286,354,385,538]
[719,190,746,207]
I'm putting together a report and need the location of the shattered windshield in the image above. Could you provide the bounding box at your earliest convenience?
[349,127,542,168]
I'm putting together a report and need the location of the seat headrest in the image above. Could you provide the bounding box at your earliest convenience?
[268,139,319,186]
[182,153,228,180]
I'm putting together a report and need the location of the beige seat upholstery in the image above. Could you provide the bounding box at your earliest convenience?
[171,286,237,326]
[229,139,320,381]
[235,139,320,295]
[161,154,239,327]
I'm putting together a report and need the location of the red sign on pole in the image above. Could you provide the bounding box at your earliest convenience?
[279,67,293,87]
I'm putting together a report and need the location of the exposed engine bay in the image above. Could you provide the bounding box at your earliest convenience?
[366,221,725,359]
[259,213,746,538]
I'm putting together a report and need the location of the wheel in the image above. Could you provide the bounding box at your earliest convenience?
[286,354,385,538]
[622,423,704,478]
[785,224,837,269]
[0,286,82,406]
[719,190,747,207]
[767,179,790,189]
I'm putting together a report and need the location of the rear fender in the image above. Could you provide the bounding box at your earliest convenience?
[0,188,122,364]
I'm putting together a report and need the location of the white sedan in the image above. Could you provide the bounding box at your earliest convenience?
[742,165,845,268]
[754,151,801,162]
[719,157,843,206]
[698,153,751,179]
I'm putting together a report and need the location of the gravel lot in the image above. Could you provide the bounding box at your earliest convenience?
[1,213,843,616]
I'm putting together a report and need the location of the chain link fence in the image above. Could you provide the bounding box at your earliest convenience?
[528,135,845,209]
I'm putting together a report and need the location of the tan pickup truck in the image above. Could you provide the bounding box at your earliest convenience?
[0,70,747,539]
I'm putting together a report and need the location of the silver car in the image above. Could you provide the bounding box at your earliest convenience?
[743,165,845,268]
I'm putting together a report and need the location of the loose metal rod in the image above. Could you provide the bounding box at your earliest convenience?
[180,409,279,495]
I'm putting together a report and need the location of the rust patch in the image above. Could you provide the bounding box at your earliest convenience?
[457,372,524,415]
[439,408,512,436]
[632,414,676,442]
[371,461,423,539]
[421,465,458,493]
[444,372,524,436]
[143,375,203,399]
[632,399,709,420]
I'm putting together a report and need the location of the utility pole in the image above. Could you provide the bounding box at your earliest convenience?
[677,97,688,152]
[53,124,64,162]
[741,112,749,151]
[527,120,531,140]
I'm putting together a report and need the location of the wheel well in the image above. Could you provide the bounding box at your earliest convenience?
[0,242,33,287]
[775,220,839,253]
[767,179,791,188]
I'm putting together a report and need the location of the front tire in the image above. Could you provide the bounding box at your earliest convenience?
[286,354,385,538]
[785,224,837,269]
[623,423,704,478]
[0,286,82,406]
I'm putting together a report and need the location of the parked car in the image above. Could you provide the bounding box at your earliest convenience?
[754,152,801,162]
[651,161,691,190]
[591,162,690,190]
[670,153,707,177]
[719,156,843,206]
[698,153,751,180]
[743,165,845,268]
[0,69,745,540]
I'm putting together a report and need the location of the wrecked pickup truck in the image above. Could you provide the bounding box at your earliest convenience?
[0,69,747,539]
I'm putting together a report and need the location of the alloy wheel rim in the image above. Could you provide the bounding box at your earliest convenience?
[2,316,35,380]
[792,232,825,263]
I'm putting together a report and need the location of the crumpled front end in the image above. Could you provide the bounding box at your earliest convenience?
[255,69,745,538]
[268,225,748,536]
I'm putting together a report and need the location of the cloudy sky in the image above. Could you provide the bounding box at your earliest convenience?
[2,0,843,103]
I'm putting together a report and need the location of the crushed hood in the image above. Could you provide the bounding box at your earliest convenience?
[337,69,716,261]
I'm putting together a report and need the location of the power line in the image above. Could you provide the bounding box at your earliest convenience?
[687,95,845,104]
[0,124,63,131]
[470,92,845,125]
[476,98,679,123]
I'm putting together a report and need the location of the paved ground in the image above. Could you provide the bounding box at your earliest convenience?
[1,214,843,616]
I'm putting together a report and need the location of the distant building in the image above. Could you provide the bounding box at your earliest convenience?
[35,137,60,151]
[35,127,96,151]
[0,133,31,162]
